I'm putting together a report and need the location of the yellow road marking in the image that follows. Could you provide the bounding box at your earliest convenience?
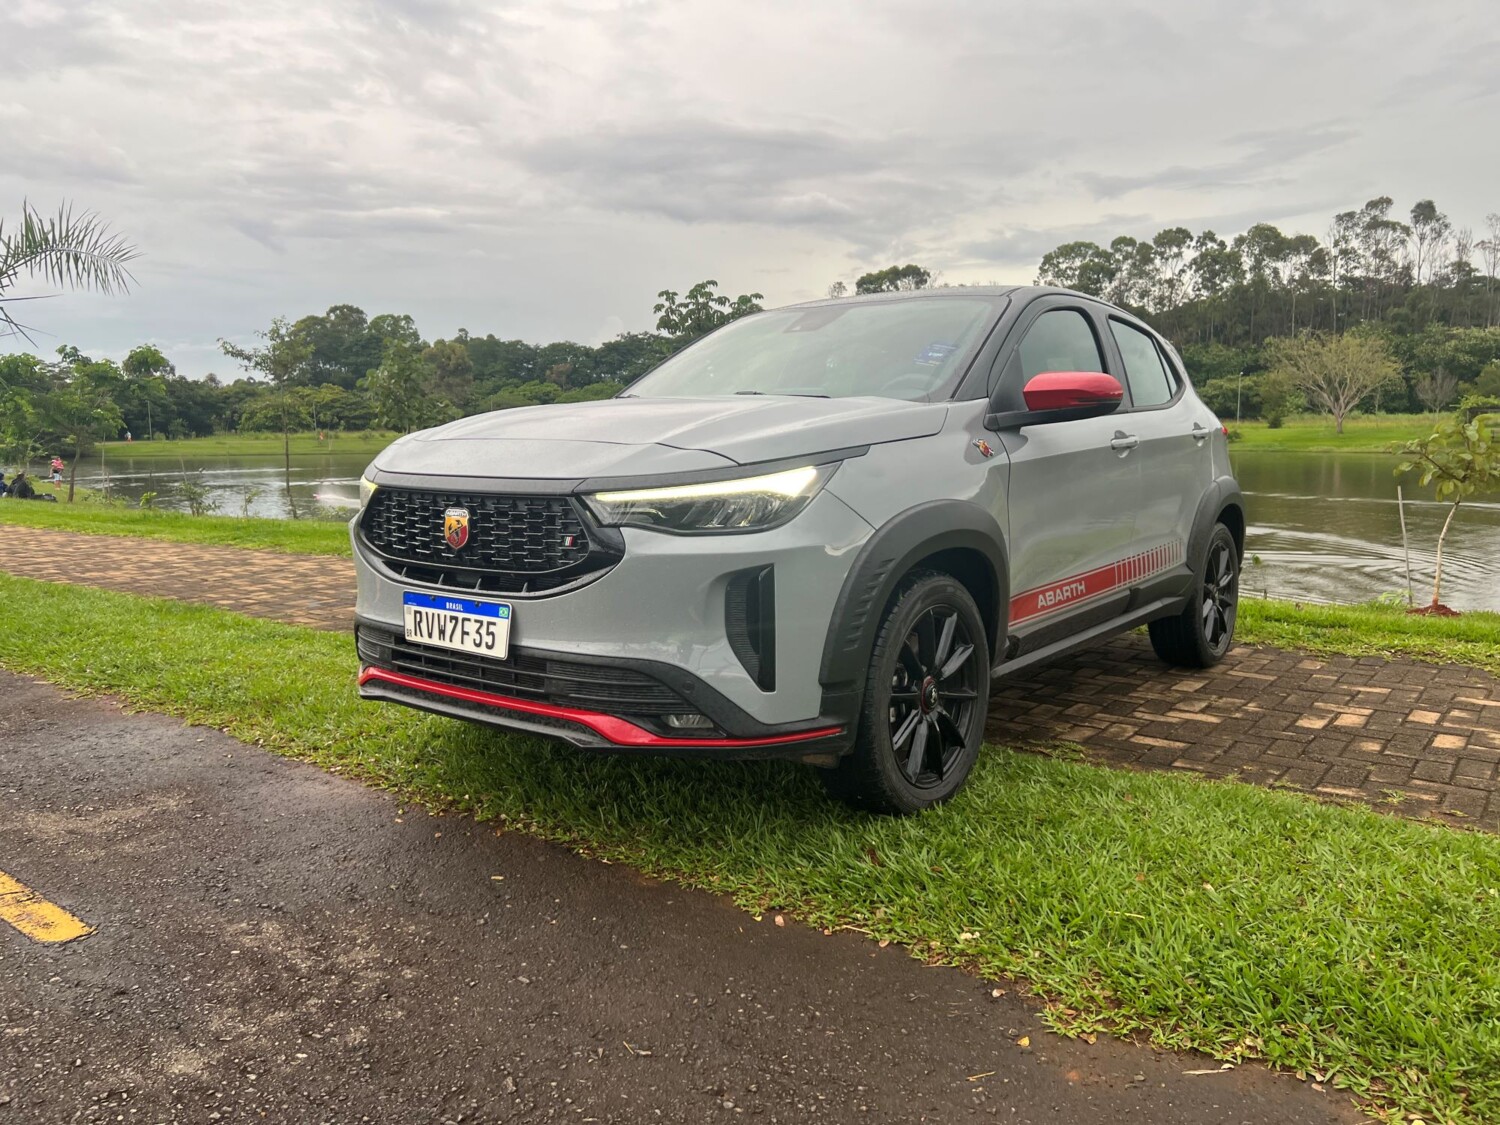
[0,870,94,944]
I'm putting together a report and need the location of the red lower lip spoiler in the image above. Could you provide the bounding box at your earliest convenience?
[358,666,844,749]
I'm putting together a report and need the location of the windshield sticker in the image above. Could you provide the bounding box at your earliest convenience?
[914,342,957,366]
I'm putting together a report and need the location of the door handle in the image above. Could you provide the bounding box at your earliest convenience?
[1109,433,1139,451]
[1191,423,1210,443]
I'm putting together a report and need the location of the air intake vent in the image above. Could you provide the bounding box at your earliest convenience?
[725,566,775,692]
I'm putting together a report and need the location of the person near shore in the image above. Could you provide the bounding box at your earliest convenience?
[50,455,64,484]
[8,471,35,499]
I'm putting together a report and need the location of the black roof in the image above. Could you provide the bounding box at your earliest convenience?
[784,284,1124,311]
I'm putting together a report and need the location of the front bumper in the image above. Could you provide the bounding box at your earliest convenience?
[355,612,855,761]
[352,487,873,727]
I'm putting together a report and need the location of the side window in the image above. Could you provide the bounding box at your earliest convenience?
[1109,319,1178,408]
[1016,310,1106,381]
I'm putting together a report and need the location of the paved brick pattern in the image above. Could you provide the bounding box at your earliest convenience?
[988,635,1500,830]
[4,524,1499,829]
[0,526,355,632]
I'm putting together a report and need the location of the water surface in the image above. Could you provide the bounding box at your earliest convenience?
[67,447,1500,612]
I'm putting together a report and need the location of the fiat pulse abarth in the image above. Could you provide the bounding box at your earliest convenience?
[352,287,1243,813]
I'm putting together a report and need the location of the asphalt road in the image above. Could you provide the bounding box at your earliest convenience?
[0,672,1361,1124]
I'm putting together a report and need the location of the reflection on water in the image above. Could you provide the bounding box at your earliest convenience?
[66,447,1499,612]
[1231,450,1500,613]
[72,453,375,522]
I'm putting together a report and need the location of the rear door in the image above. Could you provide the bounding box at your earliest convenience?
[1103,317,1205,596]
[990,298,1141,647]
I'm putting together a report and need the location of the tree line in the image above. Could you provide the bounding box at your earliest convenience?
[5,192,1500,471]
[0,279,768,466]
[1034,195,1500,421]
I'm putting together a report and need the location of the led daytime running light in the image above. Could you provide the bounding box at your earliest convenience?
[592,465,819,504]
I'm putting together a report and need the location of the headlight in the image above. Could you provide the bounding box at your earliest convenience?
[584,463,837,533]
[359,476,378,510]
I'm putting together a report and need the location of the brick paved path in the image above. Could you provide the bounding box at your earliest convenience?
[0,526,355,631]
[4,524,1499,829]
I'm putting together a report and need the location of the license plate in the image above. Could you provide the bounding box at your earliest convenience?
[402,592,512,659]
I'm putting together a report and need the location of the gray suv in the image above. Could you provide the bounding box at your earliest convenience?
[352,287,1243,813]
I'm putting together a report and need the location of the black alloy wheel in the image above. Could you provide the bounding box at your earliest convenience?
[821,570,991,814]
[887,605,982,789]
[1200,535,1238,655]
[1148,523,1240,668]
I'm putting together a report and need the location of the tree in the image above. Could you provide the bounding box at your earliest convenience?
[653,280,764,344]
[0,201,137,340]
[853,264,932,294]
[1266,332,1399,433]
[1409,200,1452,287]
[360,339,441,433]
[827,280,848,298]
[290,304,381,389]
[0,352,56,463]
[1413,368,1460,413]
[1035,242,1115,297]
[1474,361,1500,400]
[122,344,174,439]
[423,339,476,414]
[1478,214,1500,328]
[1394,412,1500,610]
[48,352,126,502]
[220,317,313,489]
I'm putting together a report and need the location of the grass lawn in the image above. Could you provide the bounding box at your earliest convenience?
[1238,597,1500,675]
[3,575,1499,1124]
[1229,413,1446,452]
[0,501,352,556]
[87,430,398,461]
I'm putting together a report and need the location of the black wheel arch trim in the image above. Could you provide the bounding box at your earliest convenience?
[818,500,1009,692]
[1188,477,1246,570]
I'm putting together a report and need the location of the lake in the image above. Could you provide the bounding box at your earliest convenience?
[1228,450,1499,613]
[69,447,1499,613]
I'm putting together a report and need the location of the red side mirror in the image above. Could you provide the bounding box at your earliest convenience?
[1022,371,1124,412]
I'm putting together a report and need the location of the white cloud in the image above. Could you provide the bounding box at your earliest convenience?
[1,0,1496,373]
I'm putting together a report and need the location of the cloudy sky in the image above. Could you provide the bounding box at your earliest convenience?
[3,0,1497,376]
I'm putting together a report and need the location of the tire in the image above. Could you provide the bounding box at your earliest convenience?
[820,570,991,814]
[1148,523,1239,668]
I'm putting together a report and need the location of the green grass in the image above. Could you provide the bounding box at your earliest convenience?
[1239,598,1500,675]
[0,501,352,556]
[1230,413,1445,452]
[89,430,397,461]
[3,576,1499,1123]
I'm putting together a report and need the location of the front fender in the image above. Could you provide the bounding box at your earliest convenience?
[818,500,1009,691]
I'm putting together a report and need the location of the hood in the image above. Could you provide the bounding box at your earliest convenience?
[377,395,947,480]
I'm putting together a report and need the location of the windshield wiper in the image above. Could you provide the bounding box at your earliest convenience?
[733,390,831,398]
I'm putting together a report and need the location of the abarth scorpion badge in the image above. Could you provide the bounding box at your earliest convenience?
[443,507,471,550]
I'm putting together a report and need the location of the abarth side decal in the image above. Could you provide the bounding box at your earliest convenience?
[1010,539,1185,626]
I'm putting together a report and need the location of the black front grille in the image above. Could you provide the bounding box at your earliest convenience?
[360,488,616,594]
[357,625,699,720]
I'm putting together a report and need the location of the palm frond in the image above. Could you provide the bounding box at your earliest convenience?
[0,200,139,298]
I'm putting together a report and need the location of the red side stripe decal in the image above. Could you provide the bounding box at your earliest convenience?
[1010,540,1184,625]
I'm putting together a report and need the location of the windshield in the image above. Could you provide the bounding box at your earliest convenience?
[625,297,1001,401]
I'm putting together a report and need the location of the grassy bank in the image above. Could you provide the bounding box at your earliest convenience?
[1238,597,1500,674]
[2,575,1499,1123]
[0,501,352,556]
[89,430,397,461]
[1229,413,1443,452]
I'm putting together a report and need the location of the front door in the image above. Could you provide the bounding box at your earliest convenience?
[990,300,1141,645]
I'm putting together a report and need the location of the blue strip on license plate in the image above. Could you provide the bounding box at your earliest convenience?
[402,592,512,620]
